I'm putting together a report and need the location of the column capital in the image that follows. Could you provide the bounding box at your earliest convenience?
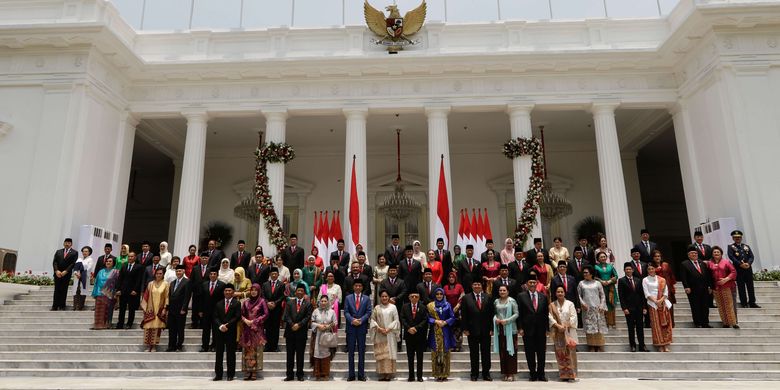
[506,103,535,116]
[181,110,209,123]
[668,100,686,116]
[123,111,141,128]
[342,107,369,119]
[424,105,451,118]
[590,102,620,115]
[261,108,288,122]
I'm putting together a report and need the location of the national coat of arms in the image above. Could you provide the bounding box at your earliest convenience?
[364,0,427,52]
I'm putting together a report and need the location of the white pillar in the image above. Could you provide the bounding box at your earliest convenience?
[507,104,541,249]
[173,111,209,258]
[107,112,139,244]
[670,101,705,233]
[425,106,453,249]
[343,108,368,254]
[257,109,288,257]
[592,103,633,266]
[167,159,182,245]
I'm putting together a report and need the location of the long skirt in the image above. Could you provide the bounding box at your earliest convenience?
[648,306,673,346]
[313,356,331,379]
[144,328,162,346]
[585,333,605,347]
[242,345,264,373]
[92,296,114,330]
[374,341,396,375]
[552,331,577,380]
[498,327,518,375]
[453,318,463,351]
[431,351,450,379]
[605,286,617,327]
[714,287,738,326]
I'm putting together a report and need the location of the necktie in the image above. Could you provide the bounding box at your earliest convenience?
[532,292,538,311]
[129,264,133,272]
[412,304,417,317]
[210,282,215,295]
[355,294,360,310]
[174,279,178,292]
[469,259,474,272]
[359,265,363,274]
[296,299,301,312]
[476,294,482,310]
[408,259,412,272]
[563,275,568,291]
[390,278,395,285]
[629,277,635,290]
[503,278,508,285]
[201,267,206,278]
[577,259,582,271]
[644,242,649,251]
[225,299,230,313]
[583,248,587,258]
[699,244,705,256]
[426,282,431,294]
[636,261,642,275]
[694,261,702,274]
[271,280,276,294]
[256,264,260,275]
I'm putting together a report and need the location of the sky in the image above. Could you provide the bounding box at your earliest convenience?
[109,0,681,31]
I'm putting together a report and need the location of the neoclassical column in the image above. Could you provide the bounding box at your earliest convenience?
[425,106,453,249]
[507,104,541,249]
[670,101,705,232]
[343,108,368,254]
[173,111,209,257]
[592,103,633,267]
[257,109,288,256]
[108,112,139,241]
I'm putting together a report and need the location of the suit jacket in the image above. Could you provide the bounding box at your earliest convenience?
[206,249,226,270]
[492,277,519,300]
[229,251,251,270]
[212,297,241,336]
[344,273,372,298]
[692,243,713,261]
[52,248,78,275]
[460,292,494,337]
[356,263,373,281]
[517,290,549,338]
[200,280,225,315]
[378,277,406,304]
[567,258,589,282]
[400,301,429,340]
[728,243,754,270]
[507,259,530,286]
[550,273,578,304]
[344,293,372,335]
[384,245,404,267]
[247,263,270,285]
[117,262,144,296]
[456,258,483,294]
[282,246,305,272]
[415,281,440,305]
[633,241,657,264]
[434,249,453,278]
[190,264,209,295]
[525,247,550,266]
[627,260,649,279]
[93,254,116,276]
[168,277,192,313]
[262,279,287,315]
[397,258,423,295]
[330,251,351,272]
[142,263,165,292]
[681,260,713,292]
[283,297,313,337]
[323,265,345,287]
[618,276,644,311]
[137,252,155,267]
[574,245,595,264]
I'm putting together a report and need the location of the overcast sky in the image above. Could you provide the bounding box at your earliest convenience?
[110,0,681,31]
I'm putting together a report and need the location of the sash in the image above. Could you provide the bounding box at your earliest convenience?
[656,276,669,327]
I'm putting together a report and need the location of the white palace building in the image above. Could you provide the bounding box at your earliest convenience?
[1,0,780,273]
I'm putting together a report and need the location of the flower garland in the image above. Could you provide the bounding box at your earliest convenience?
[503,137,545,249]
[255,142,296,252]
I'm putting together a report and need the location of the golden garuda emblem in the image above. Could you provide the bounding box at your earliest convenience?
[364,0,427,51]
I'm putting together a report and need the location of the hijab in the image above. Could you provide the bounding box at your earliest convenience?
[218,258,234,284]
[433,287,449,311]
[160,241,169,256]
[244,283,264,312]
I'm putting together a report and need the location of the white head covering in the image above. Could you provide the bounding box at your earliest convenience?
[218,258,234,284]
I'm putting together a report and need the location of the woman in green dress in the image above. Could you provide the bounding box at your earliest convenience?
[302,256,320,297]
[593,252,618,329]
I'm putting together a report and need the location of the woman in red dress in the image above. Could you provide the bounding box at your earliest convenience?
[182,244,199,278]
[651,249,677,327]
[482,249,500,296]
[443,272,464,352]
[427,249,444,285]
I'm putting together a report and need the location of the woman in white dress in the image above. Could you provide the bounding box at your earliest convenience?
[164,256,184,284]
[549,285,578,381]
[274,256,290,284]
[310,295,337,380]
[218,258,235,284]
[158,241,172,268]
[643,262,673,352]
[548,237,570,269]
[373,254,389,304]
[577,266,607,352]
[500,238,515,265]
[370,290,401,381]
[412,240,427,268]
[70,246,95,311]
[317,271,343,327]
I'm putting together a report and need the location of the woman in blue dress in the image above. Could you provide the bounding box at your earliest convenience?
[427,287,456,382]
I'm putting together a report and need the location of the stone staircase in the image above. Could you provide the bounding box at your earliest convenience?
[0,282,779,380]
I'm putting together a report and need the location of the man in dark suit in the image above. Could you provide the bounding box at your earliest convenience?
[344,279,372,381]
[51,238,78,310]
[93,243,115,277]
[567,248,589,283]
[345,261,372,298]
[213,283,241,381]
[384,234,404,267]
[199,268,224,352]
[247,253,270,285]
[116,252,144,329]
[355,252,373,281]
[415,268,440,305]
[508,248,530,287]
[189,253,210,329]
[138,241,154,267]
[680,246,713,328]
[618,263,648,352]
[330,239,350,272]
[206,239,226,270]
[400,291,428,382]
[728,230,760,308]
[282,234,305,272]
[517,275,549,382]
[142,255,163,293]
[434,237,454,280]
[262,267,286,352]
[283,285,312,381]
[166,264,191,351]
[574,237,595,264]
[628,247,648,279]
[461,281,494,381]
[229,240,250,270]
[692,231,713,261]
[378,264,406,306]
[397,245,422,299]
[457,245,483,294]
[492,264,518,299]
[633,229,657,264]
[525,238,549,266]
[324,256,346,288]
[480,239,495,263]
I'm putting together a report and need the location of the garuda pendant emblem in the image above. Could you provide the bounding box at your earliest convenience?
[364,0,427,52]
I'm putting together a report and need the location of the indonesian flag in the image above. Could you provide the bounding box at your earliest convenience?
[462,209,472,253]
[434,158,450,249]
[346,157,360,254]
[477,208,486,254]
[312,211,319,252]
[483,208,493,242]
[333,210,344,255]
[327,211,337,258]
[456,209,466,252]
[317,211,329,263]
[470,209,479,254]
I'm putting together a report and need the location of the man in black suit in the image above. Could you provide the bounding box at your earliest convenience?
[415,268,440,305]
[282,234,305,272]
[378,264,406,305]
[345,261,372,298]
[618,263,648,352]
[492,264,518,299]
[189,253,210,329]
[383,234,404,267]
[213,283,240,381]
[461,280,494,381]
[200,268,224,352]
[262,267,286,352]
[681,246,713,328]
[229,240,250,270]
[574,237,595,265]
[628,247,648,279]
[397,245,422,299]
[508,248,530,287]
[330,239,350,272]
[166,264,191,351]
[400,291,428,382]
[283,285,312,381]
[693,231,713,261]
[93,243,115,277]
[247,253,270,285]
[142,255,163,293]
[567,248,589,283]
[355,252,373,281]
[457,245,483,294]
[480,239,496,263]
[633,229,657,264]
[116,252,144,329]
[206,239,226,270]
[51,238,78,310]
[526,238,549,266]
[324,256,346,288]
[434,237,454,280]
[517,275,549,382]
[138,241,154,267]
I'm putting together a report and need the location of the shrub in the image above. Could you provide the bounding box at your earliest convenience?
[0,270,55,286]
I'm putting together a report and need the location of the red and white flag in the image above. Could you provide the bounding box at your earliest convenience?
[456,209,466,252]
[346,158,360,254]
[312,211,319,252]
[483,208,493,243]
[477,208,486,254]
[317,211,329,263]
[332,210,344,255]
[470,209,479,254]
[433,157,450,249]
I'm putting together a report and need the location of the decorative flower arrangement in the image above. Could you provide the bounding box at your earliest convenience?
[0,270,54,286]
[255,142,296,252]
[503,137,545,249]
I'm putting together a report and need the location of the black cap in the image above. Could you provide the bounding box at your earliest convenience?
[209,266,219,273]
[631,247,641,255]
[623,262,635,269]
[200,252,210,257]
[436,237,444,243]
[486,239,493,244]
[289,234,297,239]
[527,273,538,281]
[499,264,508,270]
[352,278,364,286]
[466,244,474,250]
[731,230,743,237]
[514,247,524,254]
[104,243,112,248]
[388,264,398,270]
[573,247,582,253]
[64,238,73,243]
[224,283,235,290]
[238,240,246,245]
[640,229,649,235]
[175,264,186,270]
[557,261,567,267]
[391,234,400,239]
[687,245,699,253]
[141,240,150,246]
[423,268,432,274]
[533,238,542,244]
[270,267,279,273]
[404,245,414,252]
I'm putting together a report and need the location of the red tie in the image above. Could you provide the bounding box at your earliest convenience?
[636,261,642,275]
[407,260,412,272]
[225,299,230,313]
[412,304,417,317]
[563,276,568,291]
[296,299,301,312]
[427,282,431,295]
[476,294,482,310]
[355,295,360,310]
[256,264,260,275]
[201,267,206,278]
[532,293,538,311]
[699,244,705,257]
[271,281,276,294]
[694,261,702,274]
[630,277,635,290]
[210,282,214,296]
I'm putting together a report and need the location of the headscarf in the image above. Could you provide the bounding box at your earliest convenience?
[244,283,264,312]
[446,271,458,287]
[235,267,246,283]
[160,241,169,255]
[218,258,234,284]
[433,287,449,310]
[412,240,422,254]
[289,268,309,296]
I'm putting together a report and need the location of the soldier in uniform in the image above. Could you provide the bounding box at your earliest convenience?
[727,230,760,308]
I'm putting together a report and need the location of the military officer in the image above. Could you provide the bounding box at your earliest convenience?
[727,230,760,308]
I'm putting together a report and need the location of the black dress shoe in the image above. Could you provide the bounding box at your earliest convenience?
[640,347,650,352]
[750,304,761,308]
[297,377,304,381]
[529,377,537,382]
[284,377,294,382]
[470,376,478,381]
[199,347,207,352]
[733,325,740,329]
[227,377,234,381]
[630,346,637,352]
[538,376,549,382]
[358,377,367,381]
[483,376,492,382]
[212,376,222,381]
[165,348,175,352]
[703,324,712,328]
[417,378,423,382]
[347,377,355,382]
[742,304,749,308]
[115,324,124,330]
[408,378,415,382]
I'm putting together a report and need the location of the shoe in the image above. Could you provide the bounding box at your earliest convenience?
[227,377,234,381]
[50,307,58,311]
[284,377,294,382]
[483,376,493,382]
[297,377,304,381]
[126,323,133,329]
[347,377,355,382]
[417,378,423,382]
[703,324,712,328]
[640,347,649,352]
[733,325,740,329]
[212,376,222,381]
[529,377,537,382]
[750,304,761,308]
[630,346,636,352]
[165,348,175,352]
[408,378,415,382]
[199,347,207,352]
[470,376,478,382]
[742,304,749,308]
[115,324,124,330]
[538,376,549,382]
[358,377,367,381]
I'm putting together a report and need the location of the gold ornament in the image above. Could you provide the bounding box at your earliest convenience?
[364,0,426,52]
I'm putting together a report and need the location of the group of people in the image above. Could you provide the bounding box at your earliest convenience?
[48,227,761,382]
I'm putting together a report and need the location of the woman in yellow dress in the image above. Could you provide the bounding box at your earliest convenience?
[233,266,252,348]
[141,268,169,352]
